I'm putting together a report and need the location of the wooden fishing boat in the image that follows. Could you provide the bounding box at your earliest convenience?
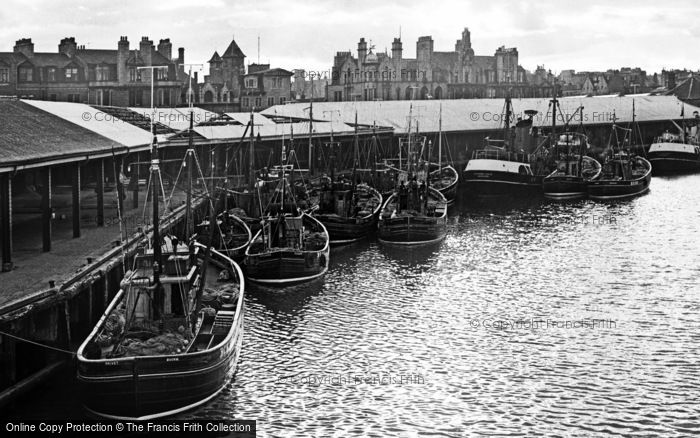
[543,132,602,200]
[77,242,244,420]
[588,153,652,200]
[245,209,329,285]
[77,122,245,420]
[313,180,382,244]
[195,211,252,262]
[378,186,448,245]
[430,164,459,205]
[647,131,700,174]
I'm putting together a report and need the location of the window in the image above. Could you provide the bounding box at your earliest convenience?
[333,91,342,101]
[0,67,8,83]
[19,67,33,82]
[242,97,249,108]
[154,67,168,81]
[49,94,57,101]
[129,68,141,82]
[96,65,110,81]
[254,97,262,107]
[67,93,81,103]
[267,97,275,106]
[65,66,79,81]
[245,77,257,88]
[279,97,286,104]
[47,68,56,82]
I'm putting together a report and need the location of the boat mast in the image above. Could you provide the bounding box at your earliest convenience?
[438,103,443,176]
[248,111,255,191]
[406,104,413,176]
[149,124,163,320]
[352,111,359,193]
[308,77,314,177]
[185,68,195,238]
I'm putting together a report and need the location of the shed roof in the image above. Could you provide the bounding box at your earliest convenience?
[0,100,127,171]
[261,95,699,134]
[23,100,154,146]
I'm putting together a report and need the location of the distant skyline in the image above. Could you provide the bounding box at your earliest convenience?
[2,0,699,79]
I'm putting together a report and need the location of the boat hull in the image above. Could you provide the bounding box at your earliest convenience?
[78,317,243,420]
[542,176,588,200]
[463,170,542,198]
[77,248,245,421]
[377,189,448,245]
[431,165,459,205]
[314,215,376,245]
[245,249,329,284]
[648,152,700,174]
[588,174,651,200]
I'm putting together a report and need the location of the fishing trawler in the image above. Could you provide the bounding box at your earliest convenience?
[647,130,700,174]
[244,141,330,285]
[377,105,448,245]
[77,126,245,420]
[463,100,547,197]
[589,120,652,200]
[543,132,602,200]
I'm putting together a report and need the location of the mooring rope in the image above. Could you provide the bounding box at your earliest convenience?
[0,330,76,356]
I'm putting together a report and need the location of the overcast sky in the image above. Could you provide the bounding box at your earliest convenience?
[2,0,698,78]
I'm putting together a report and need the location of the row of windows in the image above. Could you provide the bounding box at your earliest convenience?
[245,77,287,89]
[241,96,286,108]
[8,65,170,83]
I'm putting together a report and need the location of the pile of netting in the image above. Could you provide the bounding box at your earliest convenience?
[116,331,190,357]
[304,232,327,251]
[95,307,126,348]
[201,283,239,311]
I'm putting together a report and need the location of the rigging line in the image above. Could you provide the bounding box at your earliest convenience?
[111,155,127,274]
[0,330,76,356]
[166,152,187,211]
[141,171,153,231]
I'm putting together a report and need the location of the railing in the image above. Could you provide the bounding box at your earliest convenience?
[471,149,530,163]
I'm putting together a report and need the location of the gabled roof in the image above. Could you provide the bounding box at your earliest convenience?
[126,51,145,66]
[151,50,172,66]
[667,74,700,100]
[222,39,245,59]
[209,51,222,63]
[77,49,118,65]
[246,67,293,77]
[20,53,73,68]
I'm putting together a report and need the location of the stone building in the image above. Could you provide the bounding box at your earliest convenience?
[327,28,553,101]
[0,36,187,107]
[240,64,293,111]
[199,37,246,104]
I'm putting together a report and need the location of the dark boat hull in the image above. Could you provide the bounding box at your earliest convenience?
[431,165,459,205]
[78,316,243,420]
[463,170,543,198]
[377,215,446,245]
[77,248,245,420]
[314,215,377,244]
[588,174,651,200]
[648,151,700,174]
[245,249,329,284]
[542,176,588,200]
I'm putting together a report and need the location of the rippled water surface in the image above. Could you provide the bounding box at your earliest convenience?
[7,174,700,436]
[191,173,700,437]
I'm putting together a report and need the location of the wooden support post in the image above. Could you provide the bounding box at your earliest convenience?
[72,164,81,238]
[96,159,104,227]
[1,173,12,272]
[0,336,17,388]
[41,167,52,253]
[132,154,139,209]
[63,301,72,347]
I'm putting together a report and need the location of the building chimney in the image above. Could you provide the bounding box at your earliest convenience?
[139,37,154,86]
[117,36,130,84]
[178,47,184,64]
[358,38,367,64]
[13,38,34,58]
[391,38,402,63]
[157,38,172,60]
[58,37,78,57]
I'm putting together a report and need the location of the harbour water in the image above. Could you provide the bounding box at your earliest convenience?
[5,173,700,436]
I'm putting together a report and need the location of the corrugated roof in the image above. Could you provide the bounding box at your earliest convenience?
[0,100,125,168]
[23,100,153,146]
[193,119,355,141]
[261,96,699,134]
[129,107,218,131]
[225,112,276,126]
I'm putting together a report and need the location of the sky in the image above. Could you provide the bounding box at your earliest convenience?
[1,0,699,78]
